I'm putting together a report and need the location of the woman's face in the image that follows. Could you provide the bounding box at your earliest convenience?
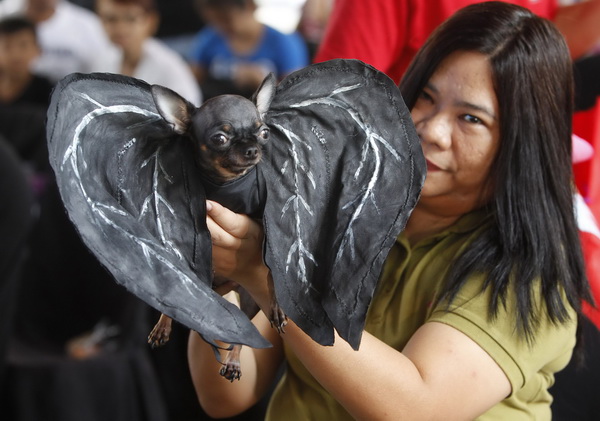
[411,50,500,214]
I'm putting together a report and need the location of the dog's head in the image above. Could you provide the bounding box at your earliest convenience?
[152,74,276,184]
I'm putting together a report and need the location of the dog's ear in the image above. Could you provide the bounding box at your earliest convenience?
[151,85,196,135]
[252,73,276,119]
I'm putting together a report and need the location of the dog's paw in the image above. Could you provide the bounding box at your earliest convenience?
[147,324,171,348]
[220,345,242,382]
[219,361,242,382]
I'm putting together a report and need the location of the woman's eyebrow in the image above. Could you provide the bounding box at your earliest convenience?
[424,82,438,94]
[455,100,497,120]
[424,81,497,120]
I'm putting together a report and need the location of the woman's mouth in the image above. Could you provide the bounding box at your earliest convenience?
[426,159,441,171]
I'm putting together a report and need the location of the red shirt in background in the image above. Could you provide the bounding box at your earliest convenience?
[314,0,558,83]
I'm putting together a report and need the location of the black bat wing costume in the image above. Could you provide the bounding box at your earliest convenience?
[46,59,426,352]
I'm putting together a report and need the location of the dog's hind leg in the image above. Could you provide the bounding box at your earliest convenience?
[148,313,172,348]
[218,288,260,381]
[220,345,243,381]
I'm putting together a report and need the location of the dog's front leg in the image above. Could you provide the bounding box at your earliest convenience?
[267,271,287,333]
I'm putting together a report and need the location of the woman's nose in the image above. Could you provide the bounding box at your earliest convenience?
[415,113,452,150]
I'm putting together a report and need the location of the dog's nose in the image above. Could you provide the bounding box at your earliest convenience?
[245,146,259,159]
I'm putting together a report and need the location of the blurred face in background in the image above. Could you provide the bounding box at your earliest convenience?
[200,3,256,39]
[26,0,60,22]
[0,28,40,77]
[96,0,157,54]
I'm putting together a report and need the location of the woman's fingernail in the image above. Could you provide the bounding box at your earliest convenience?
[206,200,213,211]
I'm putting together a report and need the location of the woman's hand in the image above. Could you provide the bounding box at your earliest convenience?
[206,200,270,300]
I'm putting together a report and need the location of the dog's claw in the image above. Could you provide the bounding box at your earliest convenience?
[147,330,170,348]
[148,314,172,348]
[220,344,242,382]
[219,363,242,382]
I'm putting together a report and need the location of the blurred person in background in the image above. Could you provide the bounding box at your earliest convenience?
[0,0,112,83]
[0,15,52,177]
[295,0,331,61]
[0,15,52,107]
[188,0,308,100]
[93,0,201,105]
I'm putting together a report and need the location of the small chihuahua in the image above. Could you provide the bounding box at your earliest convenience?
[147,74,286,381]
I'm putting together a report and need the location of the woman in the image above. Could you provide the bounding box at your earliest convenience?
[188,2,591,419]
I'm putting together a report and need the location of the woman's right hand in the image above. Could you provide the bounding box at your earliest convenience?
[206,200,271,306]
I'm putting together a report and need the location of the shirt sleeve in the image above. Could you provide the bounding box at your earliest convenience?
[427,275,577,397]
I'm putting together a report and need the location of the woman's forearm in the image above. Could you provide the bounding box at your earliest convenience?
[187,311,284,418]
[203,201,510,419]
[267,319,510,421]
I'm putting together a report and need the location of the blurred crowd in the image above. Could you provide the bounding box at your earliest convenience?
[0,0,599,420]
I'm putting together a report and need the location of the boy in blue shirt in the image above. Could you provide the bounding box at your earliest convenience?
[189,0,308,99]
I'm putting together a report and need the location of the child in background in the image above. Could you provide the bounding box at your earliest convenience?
[0,16,52,107]
[188,0,308,100]
[6,0,113,84]
[93,0,202,105]
[0,16,52,177]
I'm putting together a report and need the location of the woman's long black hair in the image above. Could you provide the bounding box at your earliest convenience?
[400,1,592,341]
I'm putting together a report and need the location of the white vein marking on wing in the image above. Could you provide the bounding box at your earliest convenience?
[286,85,399,266]
[61,98,206,296]
[272,123,317,285]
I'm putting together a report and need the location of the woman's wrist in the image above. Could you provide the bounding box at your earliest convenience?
[237,263,272,312]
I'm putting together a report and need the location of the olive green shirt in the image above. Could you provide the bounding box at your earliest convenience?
[266,211,577,420]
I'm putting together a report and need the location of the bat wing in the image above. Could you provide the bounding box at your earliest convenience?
[261,59,425,349]
[46,72,270,349]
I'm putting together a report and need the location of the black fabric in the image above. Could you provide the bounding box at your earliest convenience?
[47,73,268,350]
[261,60,424,348]
[201,166,265,218]
[46,59,425,352]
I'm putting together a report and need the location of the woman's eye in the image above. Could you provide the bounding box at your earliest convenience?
[212,134,228,145]
[463,114,483,124]
[419,90,434,103]
[259,128,270,140]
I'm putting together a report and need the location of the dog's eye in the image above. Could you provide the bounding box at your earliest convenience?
[259,128,270,140]
[211,134,228,145]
